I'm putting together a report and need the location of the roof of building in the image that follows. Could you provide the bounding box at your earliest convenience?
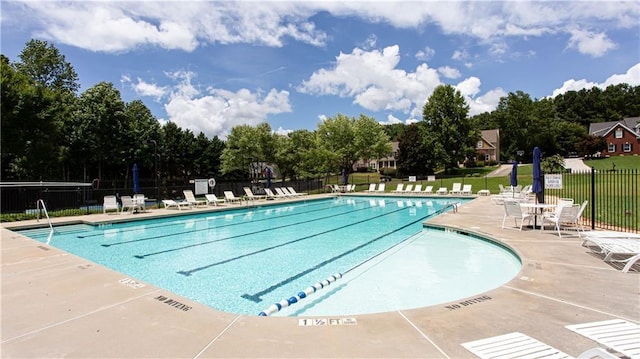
[480,129,499,144]
[589,117,640,137]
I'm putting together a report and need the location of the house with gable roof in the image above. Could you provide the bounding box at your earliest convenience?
[476,129,500,163]
[589,117,640,156]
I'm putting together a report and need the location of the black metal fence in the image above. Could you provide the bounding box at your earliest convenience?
[544,168,638,233]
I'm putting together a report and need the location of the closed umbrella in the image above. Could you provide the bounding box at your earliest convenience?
[532,147,543,203]
[266,167,272,188]
[510,161,518,196]
[342,168,347,185]
[132,163,140,194]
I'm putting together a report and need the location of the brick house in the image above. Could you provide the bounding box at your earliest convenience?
[588,117,640,156]
[476,129,500,163]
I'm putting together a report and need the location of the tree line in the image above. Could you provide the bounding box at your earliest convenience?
[2,40,639,184]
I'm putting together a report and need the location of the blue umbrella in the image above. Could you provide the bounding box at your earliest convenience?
[341,168,347,185]
[266,167,272,188]
[510,161,518,188]
[132,163,140,194]
[532,147,543,202]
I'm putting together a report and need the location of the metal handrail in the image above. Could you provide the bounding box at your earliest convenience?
[36,199,53,232]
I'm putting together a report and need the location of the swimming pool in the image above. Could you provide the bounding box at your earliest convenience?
[16,196,521,316]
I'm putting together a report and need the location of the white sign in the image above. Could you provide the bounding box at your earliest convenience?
[544,174,563,189]
[194,179,208,195]
[409,176,417,182]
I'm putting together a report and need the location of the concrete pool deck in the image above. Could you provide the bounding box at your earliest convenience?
[1,194,638,358]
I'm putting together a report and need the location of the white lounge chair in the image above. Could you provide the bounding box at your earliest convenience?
[581,231,640,272]
[436,187,448,195]
[449,183,462,195]
[244,187,266,201]
[402,184,413,193]
[411,184,422,194]
[103,195,119,214]
[183,190,206,207]
[462,331,616,359]
[364,183,377,192]
[376,183,386,193]
[423,186,433,195]
[275,187,293,198]
[391,184,404,193]
[264,188,286,200]
[162,199,192,210]
[566,319,640,358]
[502,200,534,231]
[287,187,308,196]
[204,194,223,206]
[224,191,243,204]
[461,184,472,196]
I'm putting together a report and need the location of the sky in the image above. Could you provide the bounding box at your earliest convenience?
[2,1,639,140]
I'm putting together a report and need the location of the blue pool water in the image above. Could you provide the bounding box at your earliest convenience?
[17,196,521,316]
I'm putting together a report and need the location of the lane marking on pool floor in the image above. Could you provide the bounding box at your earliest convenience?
[397,310,450,359]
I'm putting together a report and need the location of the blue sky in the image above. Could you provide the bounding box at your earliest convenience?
[2,1,639,139]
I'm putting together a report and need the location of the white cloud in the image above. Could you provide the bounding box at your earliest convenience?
[415,46,435,61]
[451,49,469,61]
[437,66,461,79]
[551,63,640,97]
[122,76,167,101]
[567,29,617,57]
[299,45,442,116]
[467,88,508,116]
[158,72,291,139]
[5,1,637,57]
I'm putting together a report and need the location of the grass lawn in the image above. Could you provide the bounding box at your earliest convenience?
[583,155,640,170]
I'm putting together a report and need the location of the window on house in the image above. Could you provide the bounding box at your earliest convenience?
[477,140,483,148]
[484,154,490,161]
[615,128,623,138]
[608,143,616,152]
[623,142,632,152]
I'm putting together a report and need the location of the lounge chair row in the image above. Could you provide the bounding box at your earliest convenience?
[384,183,474,196]
[462,319,639,359]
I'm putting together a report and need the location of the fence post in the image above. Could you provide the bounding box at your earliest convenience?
[591,167,595,230]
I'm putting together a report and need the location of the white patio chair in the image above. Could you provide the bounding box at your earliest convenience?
[502,200,534,230]
[243,187,266,201]
[376,183,386,192]
[411,184,422,194]
[423,185,433,194]
[364,183,377,192]
[449,183,462,195]
[103,195,119,214]
[541,202,580,237]
[391,184,404,193]
[120,195,142,214]
[461,184,472,196]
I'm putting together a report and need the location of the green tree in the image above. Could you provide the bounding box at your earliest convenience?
[220,123,274,178]
[315,113,390,179]
[0,55,62,180]
[396,123,441,176]
[422,85,477,173]
[16,39,79,93]
[72,82,127,180]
